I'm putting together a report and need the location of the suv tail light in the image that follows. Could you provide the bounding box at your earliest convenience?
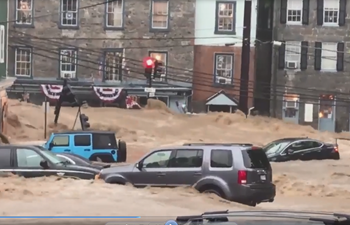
[334,145,339,152]
[238,170,247,184]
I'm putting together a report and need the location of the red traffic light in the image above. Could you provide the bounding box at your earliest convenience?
[143,57,155,68]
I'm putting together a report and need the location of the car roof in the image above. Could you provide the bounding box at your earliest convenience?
[0,144,41,149]
[153,144,250,151]
[272,137,309,142]
[52,130,115,135]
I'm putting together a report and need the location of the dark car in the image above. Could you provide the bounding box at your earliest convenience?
[55,152,111,170]
[97,143,275,206]
[0,145,101,179]
[263,137,340,162]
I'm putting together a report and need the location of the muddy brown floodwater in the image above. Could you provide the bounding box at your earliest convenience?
[1,100,350,216]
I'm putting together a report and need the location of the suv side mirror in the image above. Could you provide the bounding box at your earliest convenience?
[48,142,54,150]
[136,161,143,171]
[40,160,49,169]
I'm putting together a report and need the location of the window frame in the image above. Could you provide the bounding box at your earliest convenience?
[14,0,34,27]
[213,53,234,86]
[51,135,70,147]
[323,0,339,26]
[0,25,4,63]
[14,46,33,78]
[103,48,124,82]
[15,148,44,168]
[209,149,233,169]
[59,0,80,29]
[74,134,91,147]
[104,0,124,30]
[286,0,303,25]
[148,50,168,80]
[284,41,301,70]
[321,42,337,72]
[59,48,78,79]
[0,148,12,168]
[141,149,173,168]
[150,0,170,32]
[214,1,236,35]
[168,149,203,168]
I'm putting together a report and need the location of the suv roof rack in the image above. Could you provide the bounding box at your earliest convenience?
[183,143,253,146]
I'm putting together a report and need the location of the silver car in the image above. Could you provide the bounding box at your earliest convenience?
[97,143,276,206]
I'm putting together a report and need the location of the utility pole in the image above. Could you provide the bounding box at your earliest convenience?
[239,0,252,116]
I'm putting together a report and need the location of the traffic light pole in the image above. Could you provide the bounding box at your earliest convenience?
[72,105,81,130]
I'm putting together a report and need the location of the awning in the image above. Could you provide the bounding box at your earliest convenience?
[206,90,238,106]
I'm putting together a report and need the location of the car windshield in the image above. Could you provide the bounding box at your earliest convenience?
[263,141,290,155]
[35,146,66,164]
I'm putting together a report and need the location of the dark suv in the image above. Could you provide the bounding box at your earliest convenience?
[98,143,275,206]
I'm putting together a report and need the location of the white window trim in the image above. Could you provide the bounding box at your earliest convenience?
[104,50,123,82]
[285,41,301,71]
[105,0,124,28]
[0,25,4,63]
[286,0,303,25]
[214,53,234,85]
[15,0,33,25]
[323,0,339,27]
[14,47,32,77]
[217,2,236,32]
[59,49,77,79]
[321,42,337,72]
[151,0,169,29]
[60,0,79,27]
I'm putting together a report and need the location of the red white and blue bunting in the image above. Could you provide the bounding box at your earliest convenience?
[93,87,123,103]
[41,84,63,100]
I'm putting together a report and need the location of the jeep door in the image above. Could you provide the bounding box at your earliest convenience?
[49,135,71,154]
[163,149,204,186]
[73,134,92,159]
[132,150,174,187]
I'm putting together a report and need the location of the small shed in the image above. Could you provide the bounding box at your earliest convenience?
[205,90,238,113]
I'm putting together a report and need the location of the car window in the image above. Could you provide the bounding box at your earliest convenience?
[16,149,44,167]
[264,141,290,155]
[52,135,69,146]
[243,148,271,169]
[92,133,117,149]
[74,135,91,146]
[210,149,233,168]
[0,148,12,168]
[289,141,317,151]
[142,150,172,168]
[168,149,203,168]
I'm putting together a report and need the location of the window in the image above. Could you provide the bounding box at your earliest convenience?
[105,0,123,29]
[51,135,69,146]
[92,133,117,149]
[104,50,123,81]
[287,0,302,24]
[15,47,32,77]
[283,94,299,118]
[74,135,91,146]
[214,53,234,85]
[60,49,77,79]
[151,0,169,30]
[215,1,236,34]
[169,150,203,168]
[149,51,167,79]
[142,150,172,168]
[15,0,33,26]
[324,0,339,25]
[16,149,44,167]
[321,42,337,71]
[0,148,12,168]
[285,41,301,70]
[60,0,79,27]
[242,149,271,169]
[319,94,334,119]
[0,25,4,63]
[210,150,233,168]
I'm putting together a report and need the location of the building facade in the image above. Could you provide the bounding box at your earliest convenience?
[0,0,8,79]
[7,0,195,112]
[192,0,257,113]
[272,0,350,132]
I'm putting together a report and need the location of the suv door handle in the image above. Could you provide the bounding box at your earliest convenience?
[84,149,90,151]
[157,172,166,176]
[64,149,70,152]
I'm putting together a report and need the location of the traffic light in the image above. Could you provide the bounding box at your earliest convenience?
[153,60,165,78]
[143,57,154,78]
[79,113,90,130]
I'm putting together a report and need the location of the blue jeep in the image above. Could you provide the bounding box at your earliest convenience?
[43,131,127,163]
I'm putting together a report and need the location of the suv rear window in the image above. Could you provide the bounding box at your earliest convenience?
[242,148,271,169]
[92,133,117,149]
[210,150,233,168]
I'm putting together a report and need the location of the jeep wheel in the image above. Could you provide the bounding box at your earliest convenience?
[117,140,127,162]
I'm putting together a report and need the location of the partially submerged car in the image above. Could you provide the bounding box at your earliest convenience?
[96,143,275,206]
[263,137,340,162]
[0,144,100,179]
[43,131,127,163]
